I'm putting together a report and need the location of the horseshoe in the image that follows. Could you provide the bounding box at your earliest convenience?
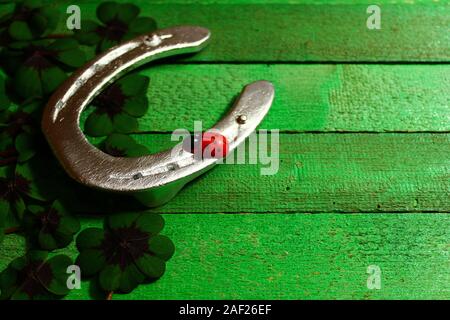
[42,26,275,207]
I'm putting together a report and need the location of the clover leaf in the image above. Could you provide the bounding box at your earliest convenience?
[84,73,149,137]
[0,250,72,300]
[0,100,40,136]
[0,159,51,227]
[23,200,80,251]
[76,212,174,293]
[0,165,33,226]
[75,1,157,53]
[0,0,59,42]
[0,75,11,112]
[0,134,17,167]
[14,131,36,162]
[0,220,4,245]
[101,134,149,157]
[1,38,86,100]
[0,101,41,164]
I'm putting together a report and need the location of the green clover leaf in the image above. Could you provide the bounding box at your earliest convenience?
[0,134,16,166]
[0,250,72,300]
[0,219,4,245]
[0,74,11,111]
[23,200,80,251]
[84,73,149,137]
[75,1,157,53]
[76,212,174,293]
[14,131,36,162]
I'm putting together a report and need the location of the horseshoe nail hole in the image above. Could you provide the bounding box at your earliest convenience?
[377,204,381,209]
[167,163,179,171]
[55,101,65,110]
[132,173,143,180]
[285,186,291,191]
[144,34,162,47]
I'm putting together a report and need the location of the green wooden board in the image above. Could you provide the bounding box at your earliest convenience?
[69,1,450,61]
[80,64,450,132]
[2,213,450,299]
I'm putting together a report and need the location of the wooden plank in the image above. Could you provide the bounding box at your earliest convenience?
[3,213,450,299]
[80,64,450,133]
[86,133,450,214]
[70,2,450,61]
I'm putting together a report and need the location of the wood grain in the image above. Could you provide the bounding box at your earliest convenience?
[71,1,450,62]
[80,64,450,133]
[3,213,449,299]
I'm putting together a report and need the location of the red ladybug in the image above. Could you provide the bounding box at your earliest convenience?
[202,132,229,159]
[183,132,229,159]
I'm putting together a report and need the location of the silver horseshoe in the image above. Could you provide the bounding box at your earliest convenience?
[42,26,275,207]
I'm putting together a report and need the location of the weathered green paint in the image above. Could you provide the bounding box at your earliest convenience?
[80,64,450,132]
[2,213,450,299]
[69,2,450,61]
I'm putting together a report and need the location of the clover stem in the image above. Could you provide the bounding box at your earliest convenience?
[0,157,17,166]
[0,147,17,158]
[45,34,71,39]
[106,291,114,300]
[4,226,20,234]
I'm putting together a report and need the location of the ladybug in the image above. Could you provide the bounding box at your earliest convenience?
[183,131,229,159]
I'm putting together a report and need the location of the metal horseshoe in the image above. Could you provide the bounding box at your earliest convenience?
[42,26,275,207]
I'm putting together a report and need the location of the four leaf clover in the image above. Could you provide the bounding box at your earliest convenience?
[76,212,174,293]
[0,162,47,227]
[0,101,42,164]
[0,251,72,300]
[75,1,157,52]
[84,73,150,137]
[2,38,87,99]
[0,0,59,42]
[23,200,80,251]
